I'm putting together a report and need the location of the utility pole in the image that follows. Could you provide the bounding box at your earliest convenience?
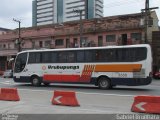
[13,18,21,52]
[141,0,158,43]
[144,0,149,44]
[73,9,84,47]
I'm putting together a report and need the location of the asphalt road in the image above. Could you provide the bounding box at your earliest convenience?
[0,77,160,96]
[0,77,160,119]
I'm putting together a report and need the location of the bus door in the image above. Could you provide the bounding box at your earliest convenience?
[14,52,28,78]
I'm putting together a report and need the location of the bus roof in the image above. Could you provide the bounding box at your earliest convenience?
[18,44,150,54]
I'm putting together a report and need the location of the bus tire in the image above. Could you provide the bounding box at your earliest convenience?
[98,77,111,89]
[31,76,41,87]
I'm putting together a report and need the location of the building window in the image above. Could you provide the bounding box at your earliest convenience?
[45,40,51,47]
[86,0,94,19]
[0,61,5,71]
[106,35,116,42]
[21,42,25,47]
[57,0,64,23]
[73,38,78,48]
[32,41,35,48]
[131,33,141,41]
[98,36,103,46]
[39,41,43,47]
[8,43,11,49]
[148,18,153,26]
[14,43,17,49]
[3,44,6,49]
[0,44,2,49]
[55,39,64,46]
[66,39,70,48]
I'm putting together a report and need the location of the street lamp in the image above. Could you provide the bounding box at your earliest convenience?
[13,18,21,52]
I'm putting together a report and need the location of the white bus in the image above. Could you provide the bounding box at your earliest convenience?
[13,44,152,89]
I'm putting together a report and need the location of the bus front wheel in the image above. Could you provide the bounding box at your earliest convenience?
[98,77,111,89]
[31,76,41,87]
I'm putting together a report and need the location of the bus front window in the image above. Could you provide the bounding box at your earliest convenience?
[14,53,27,73]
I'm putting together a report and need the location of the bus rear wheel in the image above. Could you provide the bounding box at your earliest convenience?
[31,76,41,87]
[98,77,111,89]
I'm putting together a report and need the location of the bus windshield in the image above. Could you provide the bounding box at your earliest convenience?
[14,52,28,73]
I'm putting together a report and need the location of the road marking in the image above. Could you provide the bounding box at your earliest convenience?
[135,102,146,111]
[77,92,134,97]
[0,81,21,86]
[0,81,11,85]
[18,88,134,97]
[54,96,62,104]
[19,88,53,93]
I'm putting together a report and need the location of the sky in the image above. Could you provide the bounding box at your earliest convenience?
[0,0,160,29]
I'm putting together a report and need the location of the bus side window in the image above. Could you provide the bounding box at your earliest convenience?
[42,52,51,63]
[77,51,85,62]
[95,50,103,62]
[67,52,75,63]
[58,52,67,63]
[28,52,41,63]
[85,50,93,62]
[120,49,128,62]
[35,53,41,63]
[126,48,137,62]
[116,49,127,62]
[105,49,115,62]
[135,48,147,61]
[28,53,35,63]
[51,52,57,63]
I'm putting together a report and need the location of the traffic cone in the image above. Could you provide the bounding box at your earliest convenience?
[51,90,79,107]
[0,88,20,101]
[131,95,160,114]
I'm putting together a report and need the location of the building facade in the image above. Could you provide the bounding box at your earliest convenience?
[0,28,11,75]
[32,0,103,26]
[152,31,160,72]
[0,27,10,35]
[0,12,159,75]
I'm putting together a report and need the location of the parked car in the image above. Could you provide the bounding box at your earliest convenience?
[153,71,160,79]
[3,70,13,78]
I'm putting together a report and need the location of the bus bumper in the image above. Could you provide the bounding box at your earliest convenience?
[110,77,152,86]
[13,76,31,83]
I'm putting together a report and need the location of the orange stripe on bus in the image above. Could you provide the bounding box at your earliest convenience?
[94,64,142,72]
